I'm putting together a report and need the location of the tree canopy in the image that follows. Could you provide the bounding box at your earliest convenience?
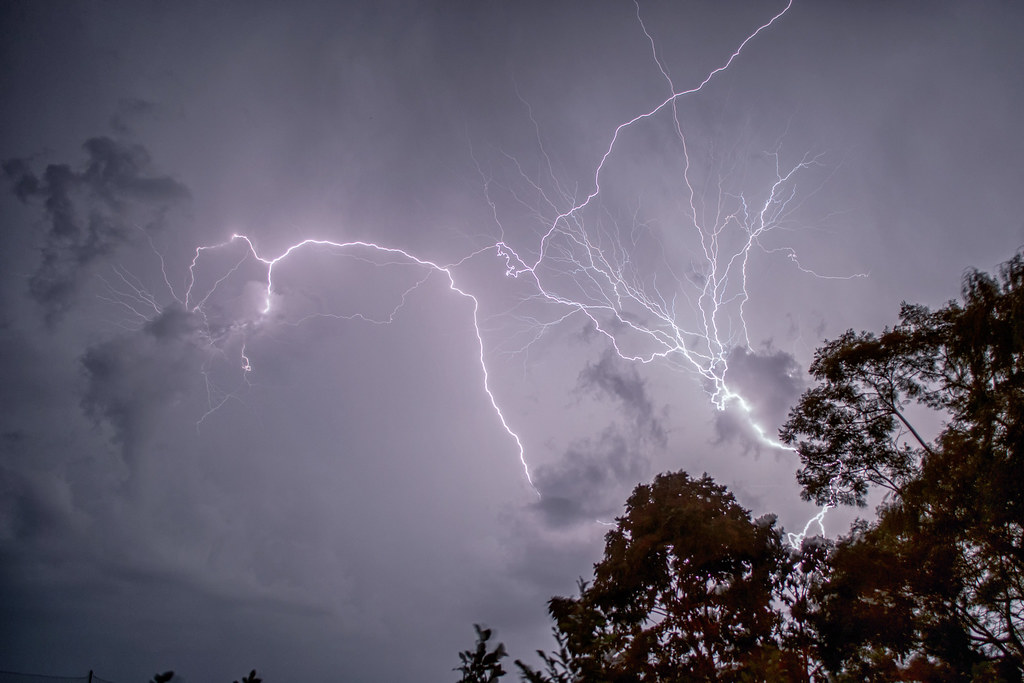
[541,472,797,681]
[781,253,1024,679]
[479,471,826,682]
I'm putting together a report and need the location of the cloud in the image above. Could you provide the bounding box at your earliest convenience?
[0,465,78,546]
[3,135,189,320]
[576,348,667,447]
[532,350,667,528]
[533,427,646,528]
[80,304,205,468]
[713,344,806,452]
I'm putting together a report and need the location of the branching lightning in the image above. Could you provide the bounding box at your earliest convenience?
[105,0,864,546]
[786,465,846,549]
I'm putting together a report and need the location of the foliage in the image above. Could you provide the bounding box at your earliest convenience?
[557,472,800,680]
[514,625,584,683]
[784,252,1024,678]
[456,624,509,682]
[146,669,262,683]
[516,471,824,681]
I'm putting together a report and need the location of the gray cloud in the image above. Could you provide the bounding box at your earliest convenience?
[576,348,667,447]
[3,136,189,320]
[533,427,646,528]
[80,304,205,469]
[0,465,76,546]
[713,344,805,452]
[533,350,666,527]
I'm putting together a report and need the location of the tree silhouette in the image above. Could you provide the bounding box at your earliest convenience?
[455,624,508,682]
[533,472,816,681]
[784,252,1024,678]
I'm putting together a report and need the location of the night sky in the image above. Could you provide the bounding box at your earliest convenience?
[2,2,1022,681]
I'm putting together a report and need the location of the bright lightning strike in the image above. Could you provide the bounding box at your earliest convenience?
[107,0,860,545]
[786,466,846,549]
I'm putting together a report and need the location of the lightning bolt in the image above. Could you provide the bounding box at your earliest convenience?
[105,0,860,543]
[786,465,846,549]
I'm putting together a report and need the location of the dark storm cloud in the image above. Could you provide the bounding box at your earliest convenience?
[726,345,804,422]
[0,465,74,545]
[3,136,189,319]
[533,427,646,527]
[143,302,202,342]
[576,348,667,447]
[81,304,204,468]
[533,350,665,527]
[713,344,805,451]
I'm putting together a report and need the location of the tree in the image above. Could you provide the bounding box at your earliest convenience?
[782,253,1024,679]
[456,624,509,682]
[514,622,586,683]
[537,471,812,681]
[454,471,853,681]
[456,472,828,681]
